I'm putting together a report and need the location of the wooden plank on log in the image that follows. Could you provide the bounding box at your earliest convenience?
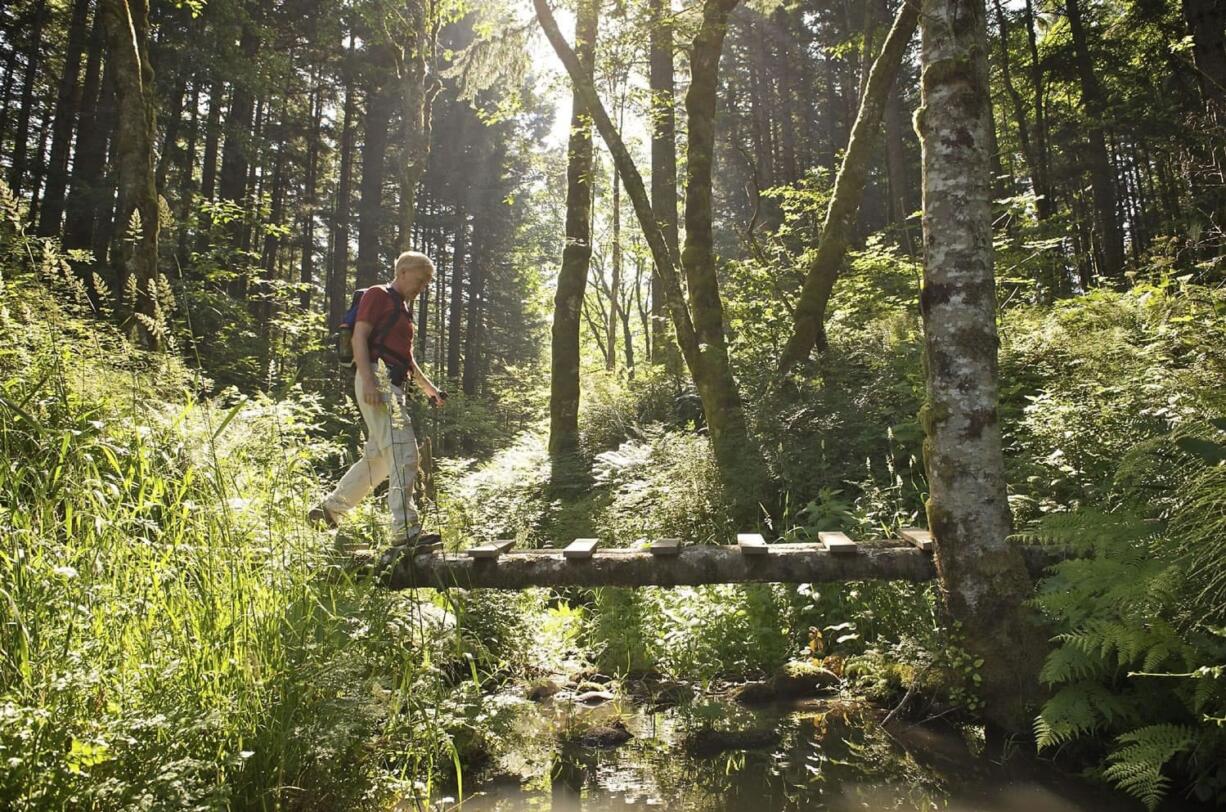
[818,531,859,554]
[467,539,516,559]
[564,538,599,560]
[900,527,934,552]
[737,533,769,555]
[651,538,681,556]
[381,542,1071,590]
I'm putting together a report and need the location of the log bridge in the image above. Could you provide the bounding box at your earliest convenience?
[383,530,1068,591]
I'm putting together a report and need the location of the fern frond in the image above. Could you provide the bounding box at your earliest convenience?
[1104,724,1194,810]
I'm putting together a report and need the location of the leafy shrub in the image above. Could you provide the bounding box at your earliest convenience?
[592,428,738,545]
[645,585,792,683]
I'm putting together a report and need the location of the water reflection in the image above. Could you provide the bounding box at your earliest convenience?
[438,696,1138,811]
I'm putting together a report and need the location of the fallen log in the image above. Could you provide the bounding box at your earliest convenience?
[381,542,1069,591]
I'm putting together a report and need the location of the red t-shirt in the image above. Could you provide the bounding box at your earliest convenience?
[356,285,415,380]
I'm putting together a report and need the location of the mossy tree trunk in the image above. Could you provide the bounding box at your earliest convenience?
[681,0,769,516]
[547,0,599,461]
[536,0,770,522]
[777,0,919,373]
[648,0,678,367]
[99,0,160,349]
[915,0,1045,732]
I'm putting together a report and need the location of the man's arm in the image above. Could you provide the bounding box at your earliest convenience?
[411,358,444,405]
[353,320,382,406]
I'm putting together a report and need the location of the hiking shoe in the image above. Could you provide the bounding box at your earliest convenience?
[389,531,442,554]
[308,503,340,529]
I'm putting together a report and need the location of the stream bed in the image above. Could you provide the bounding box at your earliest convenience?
[429,692,1142,811]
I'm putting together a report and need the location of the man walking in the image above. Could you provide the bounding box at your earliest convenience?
[310,251,445,550]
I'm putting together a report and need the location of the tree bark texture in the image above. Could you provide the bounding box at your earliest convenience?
[778,0,919,373]
[99,0,160,347]
[547,0,598,460]
[649,0,678,366]
[916,0,1044,732]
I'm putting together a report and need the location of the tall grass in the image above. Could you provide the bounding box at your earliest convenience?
[0,239,460,808]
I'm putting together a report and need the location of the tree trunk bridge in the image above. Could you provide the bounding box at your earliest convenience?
[382,532,1066,591]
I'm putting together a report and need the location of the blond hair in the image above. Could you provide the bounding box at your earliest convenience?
[395,251,435,277]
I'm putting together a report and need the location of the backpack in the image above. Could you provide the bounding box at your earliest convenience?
[336,286,412,371]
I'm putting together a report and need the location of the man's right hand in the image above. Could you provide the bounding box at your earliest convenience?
[361,373,382,406]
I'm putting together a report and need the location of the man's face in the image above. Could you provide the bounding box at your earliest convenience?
[398,267,433,297]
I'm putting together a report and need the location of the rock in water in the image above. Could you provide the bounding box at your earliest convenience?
[685,727,780,756]
[573,720,632,748]
[772,661,840,698]
[573,690,616,705]
[526,678,562,701]
[731,680,777,705]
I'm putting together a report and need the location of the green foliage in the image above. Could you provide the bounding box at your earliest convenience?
[1030,501,1226,807]
[0,251,472,808]
[593,428,736,546]
[645,585,792,683]
[1104,725,1196,811]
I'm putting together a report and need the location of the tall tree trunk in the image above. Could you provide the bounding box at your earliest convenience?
[391,0,435,250]
[648,0,677,366]
[537,0,769,520]
[199,79,222,201]
[462,226,485,398]
[154,76,187,193]
[607,166,620,371]
[329,51,356,331]
[99,0,160,347]
[883,79,910,229]
[677,0,770,517]
[916,0,1044,731]
[356,61,392,289]
[1064,0,1125,278]
[777,0,919,373]
[36,0,90,236]
[300,80,322,311]
[447,207,466,381]
[256,141,285,342]
[1021,0,1052,219]
[217,23,260,270]
[548,0,598,460]
[91,89,119,262]
[63,12,108,254]
[9,0,47,197]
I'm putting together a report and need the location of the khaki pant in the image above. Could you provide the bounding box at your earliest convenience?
[323,368,420,539]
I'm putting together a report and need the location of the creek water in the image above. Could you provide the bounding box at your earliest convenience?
[431,693,1141,812]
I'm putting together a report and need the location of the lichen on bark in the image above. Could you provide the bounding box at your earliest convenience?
[916,0,1048,732]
